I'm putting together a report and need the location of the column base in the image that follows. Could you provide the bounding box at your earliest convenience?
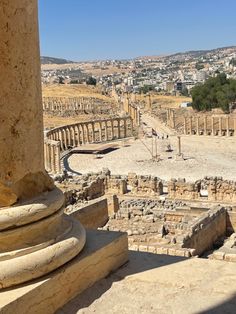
[175,154,184,161]
[0,230,128,314]
[0,188,86,289]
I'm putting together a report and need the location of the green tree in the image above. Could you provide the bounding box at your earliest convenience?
[181,87,189,97]
[191,73,236,112]
[86,76,97,86]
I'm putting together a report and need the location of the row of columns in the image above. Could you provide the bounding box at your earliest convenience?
[45,117,134,173]
[123,93,140,126]
[43,97,94,111]
[183,116,236,136]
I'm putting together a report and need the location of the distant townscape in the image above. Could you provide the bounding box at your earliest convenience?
[41,46,236,96]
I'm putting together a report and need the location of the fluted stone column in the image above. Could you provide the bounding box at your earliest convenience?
[0,0,85,289]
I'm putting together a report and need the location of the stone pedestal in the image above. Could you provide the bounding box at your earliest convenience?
[0,230,128,314]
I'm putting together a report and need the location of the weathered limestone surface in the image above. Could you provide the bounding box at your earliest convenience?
[69,197,109,229]
[168,177,236,202]
[183,207,227,255]
[58,251,236,314]
[0,230,128,314]
[0,0,52,205]
[0,0,87,290]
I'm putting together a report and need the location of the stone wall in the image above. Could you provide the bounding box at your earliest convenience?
[207,177,236,202]
[128,173,163,196]
[59,172,236,205]
[168,178,200,200]
[60,172,107,204]
[168,177,236,203]
[182,207,227,256]
[105,175,128,195]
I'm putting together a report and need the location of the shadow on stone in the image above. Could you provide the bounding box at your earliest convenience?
[57,249,186,313]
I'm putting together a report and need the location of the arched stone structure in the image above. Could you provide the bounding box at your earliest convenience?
[45,117,134,174]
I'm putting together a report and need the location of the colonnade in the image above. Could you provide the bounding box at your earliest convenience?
[123,93,141,126]
[183,115,236,136]
[45,117,134,174]
[43,96,112,113]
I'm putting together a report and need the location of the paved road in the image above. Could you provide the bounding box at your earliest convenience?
[141,113,175,136]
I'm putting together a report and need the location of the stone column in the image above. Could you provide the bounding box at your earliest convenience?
[184,117,187,134]
[0,0,85,289]
[177,136,182,156]
[211,117,214,136]
[226,116,230,136]
[189,117,193,135]
[91,123,95,142]
[111,121,114,139]
[86,124,90,143]
[80,124,85,143]
[117,120,121,138]
[196,116,200,135]
[124,119,127,138]
[204,116,207,135]
[58,129,64,150]
[71,126,76,147]
[104,122,108,141]
[63,128,68,149]
[219,117,222,136]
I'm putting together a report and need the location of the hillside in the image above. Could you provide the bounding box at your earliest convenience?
[41,56,76,65]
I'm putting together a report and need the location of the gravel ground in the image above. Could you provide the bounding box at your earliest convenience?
[68,134,236,182]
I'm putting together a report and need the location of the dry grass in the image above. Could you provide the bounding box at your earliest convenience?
[137,94,192,109]
[42,84,113,102]
[43,114,94,129]
[42,84,116,129]
[41,62,130,76]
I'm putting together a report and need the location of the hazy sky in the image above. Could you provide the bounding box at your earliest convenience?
[38,0,236,61]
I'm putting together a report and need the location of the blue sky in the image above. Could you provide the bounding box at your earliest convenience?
[38,0,236,61]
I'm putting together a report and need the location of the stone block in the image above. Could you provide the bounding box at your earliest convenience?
[0,230,128,314]
[213,251,225,260]
[224,253,236,262]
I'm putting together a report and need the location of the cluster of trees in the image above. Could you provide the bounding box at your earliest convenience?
[195,62,205,71]
[191,73,236,112]
[139,85,155,94]
[230,58,236,67]
[86,76,97,86]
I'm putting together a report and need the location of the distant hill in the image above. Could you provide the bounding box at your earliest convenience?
[169,46,236,58]
[40,56,76,65]
[135,46,236,61]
